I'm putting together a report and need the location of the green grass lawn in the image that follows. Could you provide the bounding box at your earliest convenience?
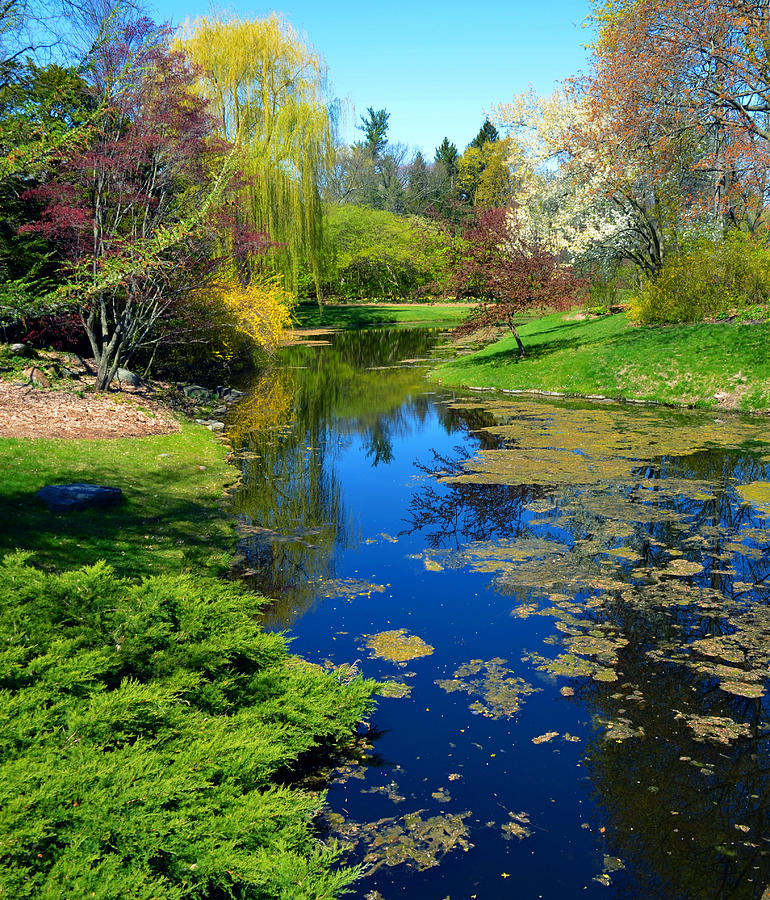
[434,310,770,412]
[0,423,238,577]
[294,300,471,329]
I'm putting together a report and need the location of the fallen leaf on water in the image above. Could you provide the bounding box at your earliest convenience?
[532,731,559,745]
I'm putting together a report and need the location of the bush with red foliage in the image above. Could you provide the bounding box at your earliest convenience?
[451,207,588,355]
[19,18,268,390]
[22,313,90,353]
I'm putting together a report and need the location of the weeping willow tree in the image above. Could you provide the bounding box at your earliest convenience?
[179,14,332,297]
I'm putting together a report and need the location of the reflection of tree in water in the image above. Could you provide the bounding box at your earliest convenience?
[577,626,770,899]
[406,398,770,897]
[229,328,448,624]
[568,452,770,897]
[402,446,549,548]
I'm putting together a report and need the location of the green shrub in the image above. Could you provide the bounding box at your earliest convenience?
[0,553,376,899]
[631,231,770,324]
[322,204,451,300]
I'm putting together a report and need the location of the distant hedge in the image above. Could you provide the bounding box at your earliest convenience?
[0,554,376,899]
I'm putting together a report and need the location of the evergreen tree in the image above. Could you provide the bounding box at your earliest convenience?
[358,106,389,158]
[435,137,459,177]
[469,118,499,150]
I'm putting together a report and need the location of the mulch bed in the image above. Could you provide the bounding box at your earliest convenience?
[0,381,180,440]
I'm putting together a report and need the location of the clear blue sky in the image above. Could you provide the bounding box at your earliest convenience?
[150,0,594,158]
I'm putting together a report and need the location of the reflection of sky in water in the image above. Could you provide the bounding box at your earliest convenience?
[230,329,770,900]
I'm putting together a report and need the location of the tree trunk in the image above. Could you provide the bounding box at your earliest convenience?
[507,317,525,357]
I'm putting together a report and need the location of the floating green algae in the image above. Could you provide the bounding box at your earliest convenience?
[316,577,386,600]
[362,781,406,804]
[380,681,413,699]
[362,629,435,664]
[435,658,539,719]
[674,712,753,745]
[736,481,770,515]
[501,811,533,840]
[661,559,704,577]
[329,809,473,874]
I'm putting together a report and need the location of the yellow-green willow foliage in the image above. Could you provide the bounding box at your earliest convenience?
[178,14,332,296]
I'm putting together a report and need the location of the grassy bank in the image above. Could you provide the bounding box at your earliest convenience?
[294,300,471,329]
[0,418,377,898]
[434,310,770,412]
[0,424,237,577]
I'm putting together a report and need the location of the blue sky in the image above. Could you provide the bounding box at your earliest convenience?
[151,0,594,158]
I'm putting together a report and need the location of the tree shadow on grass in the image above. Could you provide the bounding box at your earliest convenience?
[450,318,615,369]
[0,463,235,578]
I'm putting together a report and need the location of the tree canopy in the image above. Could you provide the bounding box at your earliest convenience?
[179,13,333,296]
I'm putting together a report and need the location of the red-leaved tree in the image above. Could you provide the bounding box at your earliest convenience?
[22,18,262,389]
[451,207,588,355]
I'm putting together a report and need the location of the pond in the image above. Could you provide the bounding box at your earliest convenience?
[228,326,770,900]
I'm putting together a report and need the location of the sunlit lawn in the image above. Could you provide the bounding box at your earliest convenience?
[0,424,237,576]
[434,310,770,411]
[294,301,471,329]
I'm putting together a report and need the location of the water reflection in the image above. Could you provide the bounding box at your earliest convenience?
[230,330,770,899]
[407,398,770,898]
[228,328,447,626]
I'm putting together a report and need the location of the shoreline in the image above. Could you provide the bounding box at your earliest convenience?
[431,310,770,415]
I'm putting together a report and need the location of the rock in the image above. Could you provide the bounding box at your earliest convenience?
[215,385,246,402]
[195,418,225,432]
[182,384,211,400]
[10,343,34,358]
[23,366,50,388]
[115,367,141,387]
[36,483,123,512]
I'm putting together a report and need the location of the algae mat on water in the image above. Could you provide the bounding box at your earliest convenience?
[361,629,435,664]
[412,395,770,750]
[445,398,770,488]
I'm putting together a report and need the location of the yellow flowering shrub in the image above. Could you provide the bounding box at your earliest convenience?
[209,272,296,358]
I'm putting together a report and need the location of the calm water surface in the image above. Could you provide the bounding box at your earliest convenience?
[228,328,770,900]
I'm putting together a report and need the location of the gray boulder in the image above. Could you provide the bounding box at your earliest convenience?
[182,384,211,400]
[9,343,33,357]
[115,367,141,387]
[36,483,123,512]
[195,419,225,432]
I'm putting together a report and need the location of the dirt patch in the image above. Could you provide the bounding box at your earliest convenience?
[0,381,180,439]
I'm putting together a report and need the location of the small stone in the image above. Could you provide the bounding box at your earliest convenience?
[182,384,211,399]
[23,366,50,388]
[9,342,33,357]
[36,483,123,512]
